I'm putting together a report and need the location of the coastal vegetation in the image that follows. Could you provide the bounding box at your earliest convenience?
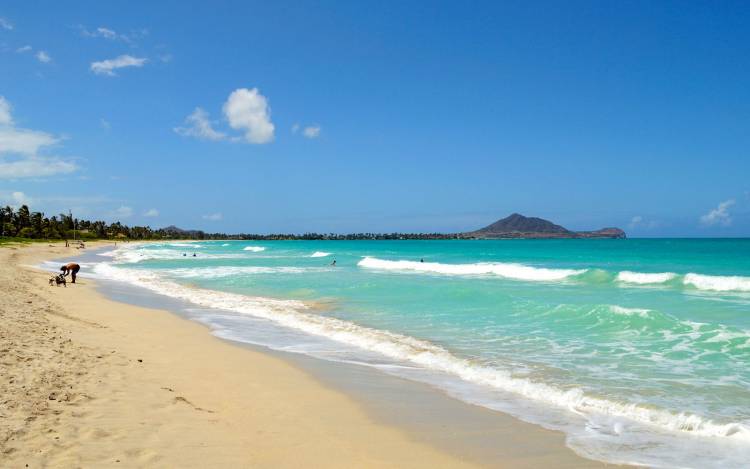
[0,204,459,241]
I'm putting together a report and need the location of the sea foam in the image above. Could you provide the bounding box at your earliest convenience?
[106,246,245,264]
[683,273,750,292]
[609,305,652,318]
[358,257,585,282]
[616,271,677,284]
[243,246,266,252]
[310,251,332,258]
[163,266,326,279]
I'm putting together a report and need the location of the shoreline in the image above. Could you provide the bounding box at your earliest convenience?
[2,241,606,467]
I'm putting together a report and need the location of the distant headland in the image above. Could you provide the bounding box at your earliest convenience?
[463,213,626,239]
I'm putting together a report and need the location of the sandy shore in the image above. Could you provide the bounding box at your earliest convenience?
[1,241,606,468]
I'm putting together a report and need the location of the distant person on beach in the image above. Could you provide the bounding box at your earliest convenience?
[60,262,80,283]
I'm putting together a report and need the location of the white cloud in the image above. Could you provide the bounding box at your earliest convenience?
[90,54,147,76]
[35,50,51,63]
[0,96,12,125]
[0,190,32,208]
[143,208,159,217]
[174,107,226,141]
[628,216,643,228]
[222,88,274,144]
[628,215,659,230]
[79,25,133,43]
[94,27,117,39]
[12,191,29,205]
[302,125,321,138]
[0,127,59,155]
[177,88,275,145]
[0,96,78,179]
[700,199,735,227]
[0,17,12,31]
[16,45,32,53]
[112,205,133,219]
[0,193,115,218]
[0,157,77,179]
[202,212,222,221]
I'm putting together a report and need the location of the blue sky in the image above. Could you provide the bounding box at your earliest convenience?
[1,1,749,236]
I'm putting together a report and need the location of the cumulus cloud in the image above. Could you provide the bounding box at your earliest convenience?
[202,212,222,221]
[222,88,274,144]
[90,54,147,76]
[0,190,32,208]
[112,205,133,219]
[0,96,78,179]
[700,199,735,227]
[143,208,159,217]
[174,107,226,141]
[35,51,51,63]
[176,88,275,144]
[302,125,321,138]
[0,17,12,31]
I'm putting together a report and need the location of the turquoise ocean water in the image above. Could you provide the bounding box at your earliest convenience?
[82,239,750,467]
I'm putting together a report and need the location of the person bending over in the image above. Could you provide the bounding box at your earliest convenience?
[60,263,81,283]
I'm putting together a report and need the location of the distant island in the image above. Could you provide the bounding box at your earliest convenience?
[463,213,626,239]
[1,205,625,241]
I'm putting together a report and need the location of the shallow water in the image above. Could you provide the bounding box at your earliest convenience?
[67,239,750,468]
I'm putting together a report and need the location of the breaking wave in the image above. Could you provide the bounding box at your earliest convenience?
[684,273,750,292]
[358,257,586,282]
[357,259,750,294]
[617,271,677,284]
[608,305,652,318]
[169,242,205,248]
[310,251,332,258]
[162,266,327,279]
[243,246,266,252]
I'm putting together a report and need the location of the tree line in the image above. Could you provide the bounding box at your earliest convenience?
[0,204,462,241]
